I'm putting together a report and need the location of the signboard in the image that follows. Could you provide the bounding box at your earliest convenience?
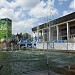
[0,19,12,40]
[0,30,6,39]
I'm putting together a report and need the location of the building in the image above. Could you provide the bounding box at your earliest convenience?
[32,12,75,50]
[0,18,12,40]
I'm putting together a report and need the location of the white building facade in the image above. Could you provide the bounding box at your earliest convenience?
[32,12,75,50]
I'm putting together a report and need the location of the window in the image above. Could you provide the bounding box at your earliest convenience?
[62,36,67,40]
[60,28,67,36]
[70,26,75,34]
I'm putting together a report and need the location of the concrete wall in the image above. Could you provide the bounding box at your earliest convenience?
[36,43,44,49]
[36,42,75,50]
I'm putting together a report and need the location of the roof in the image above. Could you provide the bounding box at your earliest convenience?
[32,12,75,32]
[50,12,75,26]
[0,18,12,21]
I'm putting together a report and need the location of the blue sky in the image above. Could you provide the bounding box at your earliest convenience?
[0,0,75,35]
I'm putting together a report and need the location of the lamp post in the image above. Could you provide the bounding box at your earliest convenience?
[47,16,49,65]
[44,16,49,65]
[44,0,54,74]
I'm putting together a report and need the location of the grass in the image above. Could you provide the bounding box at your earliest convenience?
[0,52,8,59]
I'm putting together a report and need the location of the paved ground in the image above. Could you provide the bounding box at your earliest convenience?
[1,50,75,75]
[25,70,62,75]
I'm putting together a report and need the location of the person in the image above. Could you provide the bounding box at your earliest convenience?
[11,42,13,51]
[2,36,7,50]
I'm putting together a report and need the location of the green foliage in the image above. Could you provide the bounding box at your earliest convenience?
[17,33,33,41]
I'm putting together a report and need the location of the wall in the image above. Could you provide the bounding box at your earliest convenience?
[36,42,75,50]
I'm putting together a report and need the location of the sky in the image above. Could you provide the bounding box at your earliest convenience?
[0,0,75,35]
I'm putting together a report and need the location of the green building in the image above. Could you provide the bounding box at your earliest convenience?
[0,18,12,40]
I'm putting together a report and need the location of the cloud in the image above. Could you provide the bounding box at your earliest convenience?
[0,0,17,9]
[0,7,37,34]
[0,0,58,34]
[0,8,14,19]
[16,0,40,10]
[63,0,75,16]
[58,0,68,1]
[29,0,58,18]
[12,18,38,34]
[0,0,40,10]
[58,0,68,4]
[69,0,75,9]
[0,7,23,21]
[29,1,47,18]
[63,10,74,16]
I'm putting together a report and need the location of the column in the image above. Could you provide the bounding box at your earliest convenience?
[67,22,70,41]
[41,30,42,42]
[33,32,35,37]
[37,26,39,42]
[42,29,44,49]
[50,27,53,42]
[49,27,51,42]
[57,25,59,40]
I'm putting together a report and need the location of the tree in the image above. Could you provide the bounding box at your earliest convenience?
[17,33,23,40]
[23,33,33,41]
[16,33,33,41]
